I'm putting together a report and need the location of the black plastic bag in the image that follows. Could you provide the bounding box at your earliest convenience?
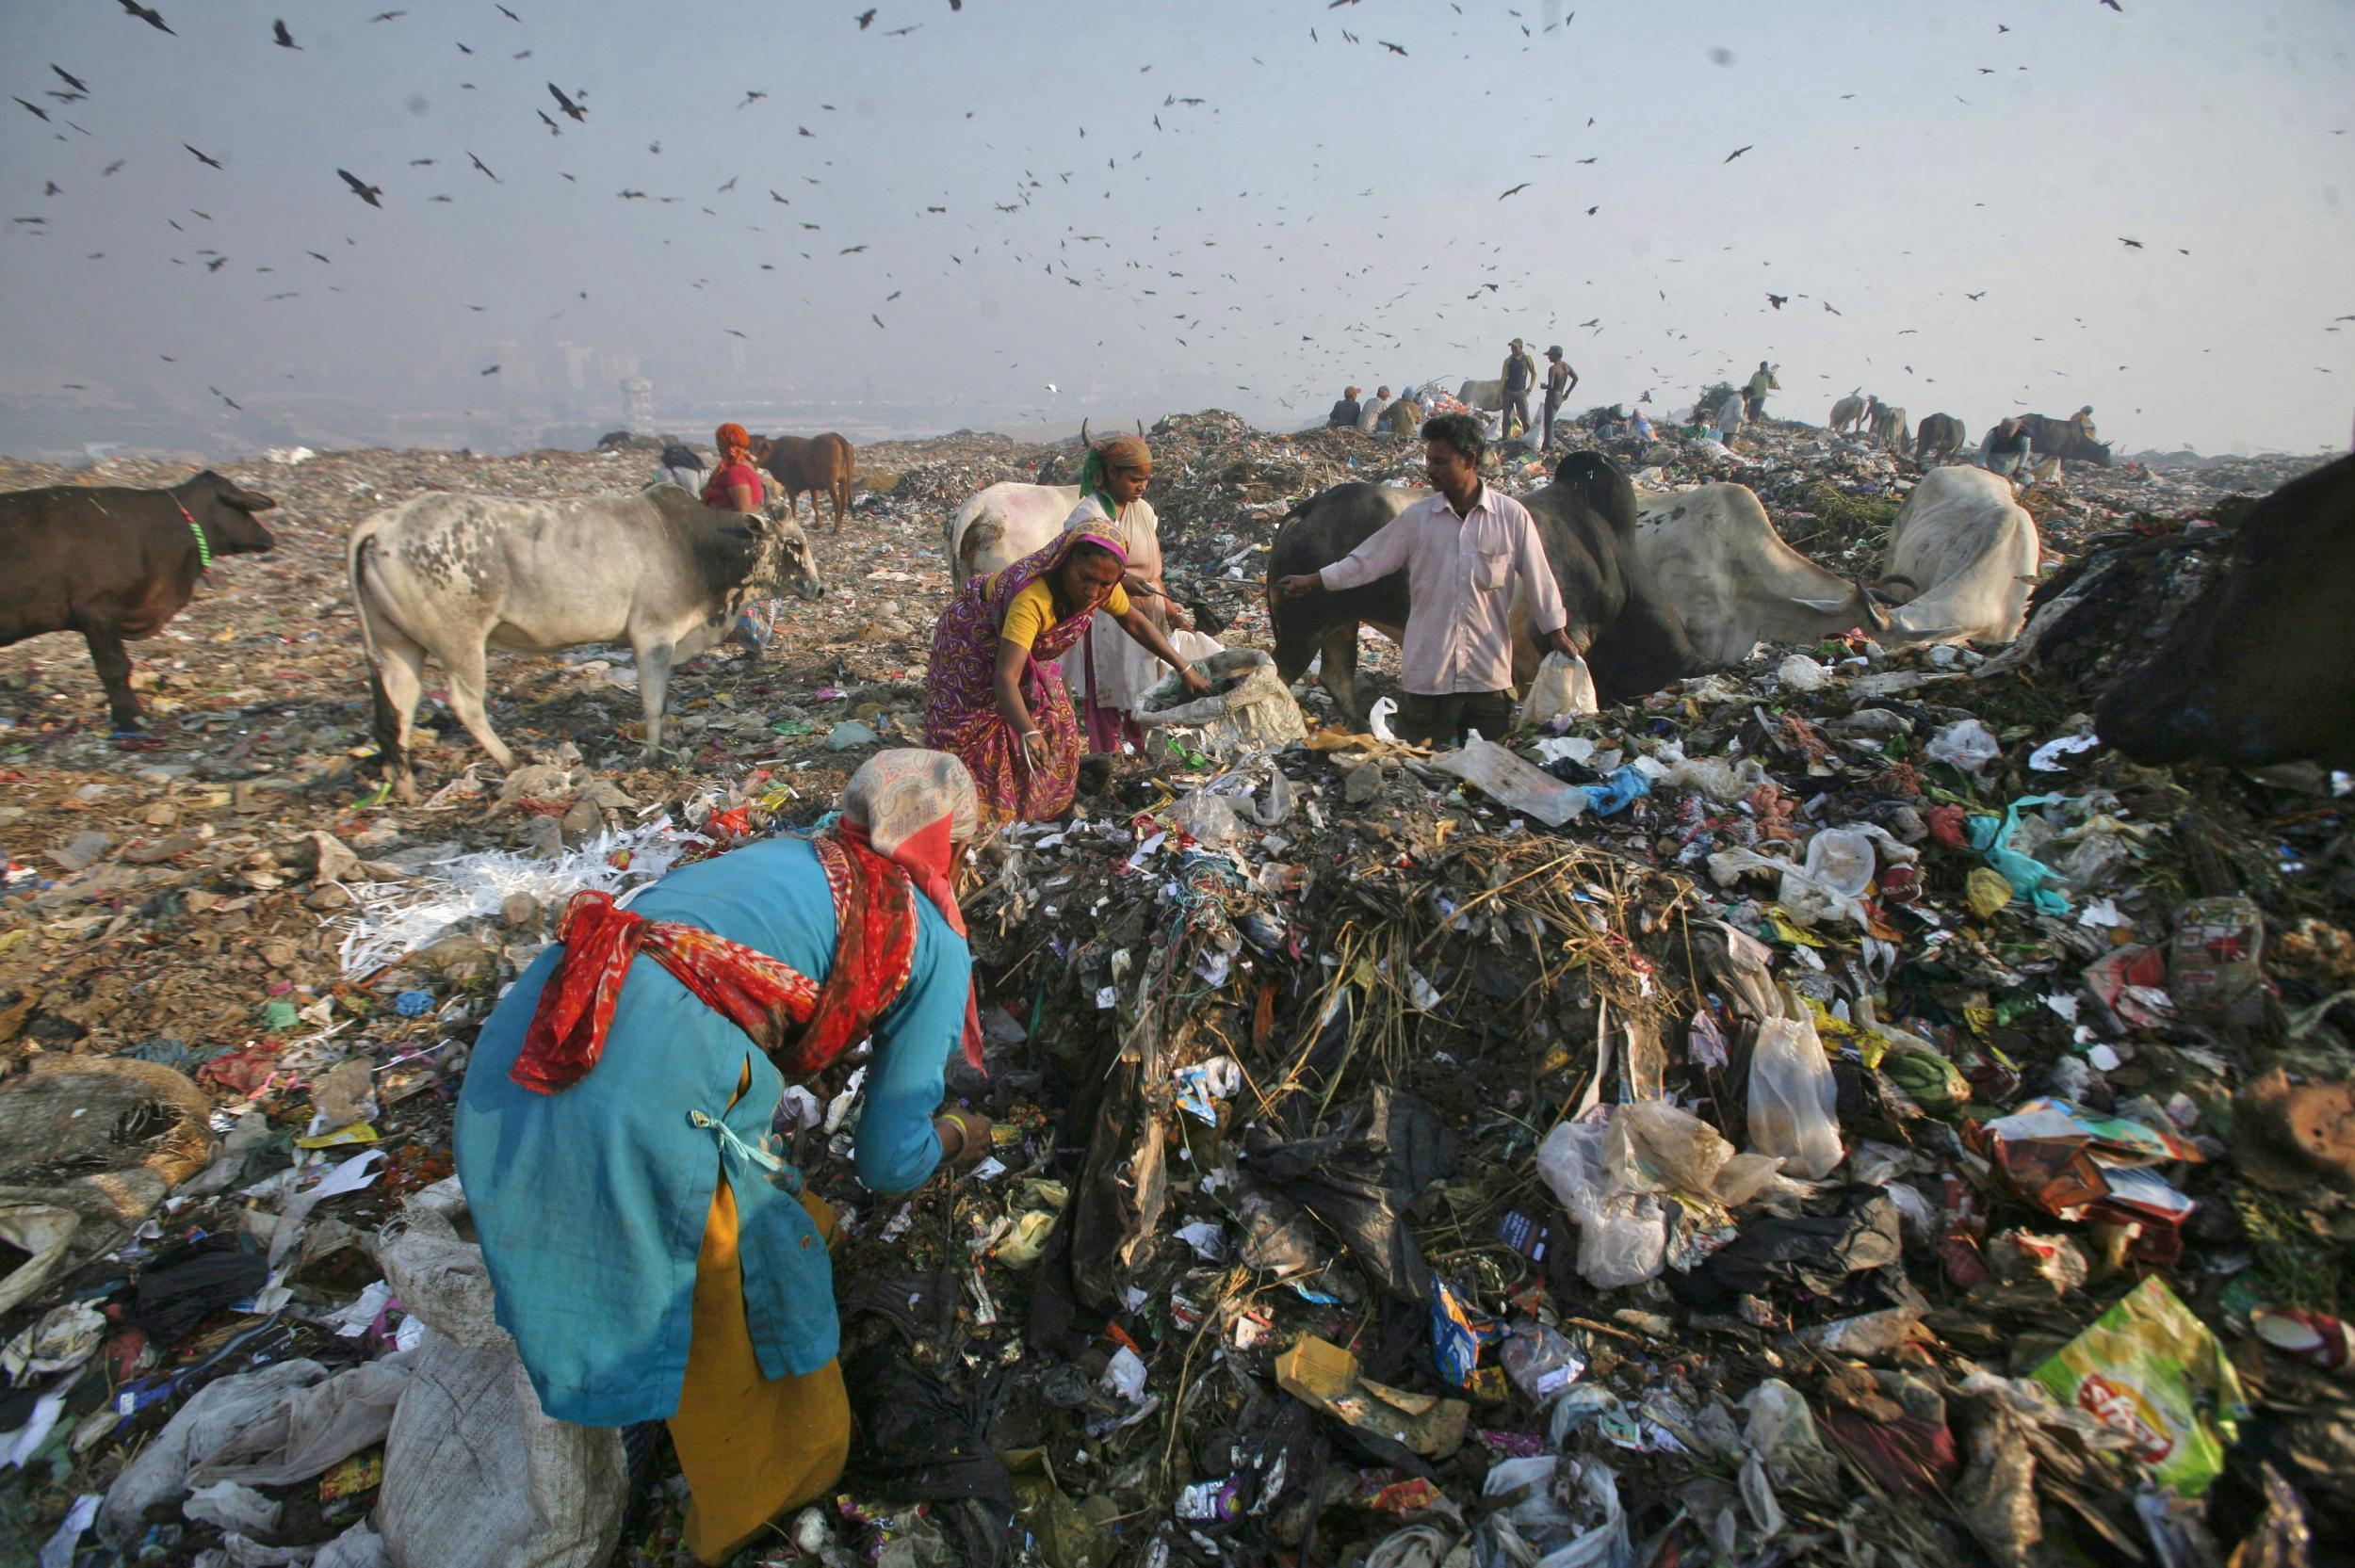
[129,1235,269,1342]
[1673,1186,1902,1306]
[1241,1085,1458,1302]
[842,1342,1016,1566]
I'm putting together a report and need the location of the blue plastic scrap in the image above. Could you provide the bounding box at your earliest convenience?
[1966,794,2073,915]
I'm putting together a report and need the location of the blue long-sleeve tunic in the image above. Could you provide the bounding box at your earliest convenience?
[453,834,968,1426]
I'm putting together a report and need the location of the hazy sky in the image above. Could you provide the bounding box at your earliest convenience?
[5,0,2352,454]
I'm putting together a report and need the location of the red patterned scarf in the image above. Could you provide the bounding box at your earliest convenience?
[509,833,917,1094]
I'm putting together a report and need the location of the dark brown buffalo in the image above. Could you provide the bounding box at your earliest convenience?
[0,471,278,731]
[753,432,856,532]
[2097,453,2355,768]
[1267,452,1702,721]
[1914,412,1968,463]
[2017,414,2112,466]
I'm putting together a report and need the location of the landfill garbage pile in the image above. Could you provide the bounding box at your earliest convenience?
[1,420,2349,1566]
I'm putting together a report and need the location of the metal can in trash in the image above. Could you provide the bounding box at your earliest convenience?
[1174,1478,1241,1523]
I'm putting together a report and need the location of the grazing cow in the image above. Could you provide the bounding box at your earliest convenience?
[1868,403,1910,454]
[1877,465,2040,644]
[1632,484,1892,664]
[1828,394,1869,434]
[349,487,823,800]
[1455,378,1504,412]
[0,471,277,731]
[2015,413,2113,467]
[945,481,1085,586]
[753,432,856,531]
[2096,454,2355,768]
[1267,454,1701,721]
[1914,413,1969,464]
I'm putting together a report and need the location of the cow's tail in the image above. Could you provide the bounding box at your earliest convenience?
[346,521,406,793]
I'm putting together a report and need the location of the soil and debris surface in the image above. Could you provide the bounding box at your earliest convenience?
[2,415,2351,1568]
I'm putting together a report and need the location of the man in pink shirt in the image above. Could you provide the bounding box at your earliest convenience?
[1278,413,1578,746]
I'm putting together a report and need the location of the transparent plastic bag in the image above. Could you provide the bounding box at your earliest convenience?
[1512,651,1600,731]
[1746,998,1842,1180]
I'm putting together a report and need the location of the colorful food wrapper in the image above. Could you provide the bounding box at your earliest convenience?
[1428,1272,1499,1389]
[2032,1277,2247,1495]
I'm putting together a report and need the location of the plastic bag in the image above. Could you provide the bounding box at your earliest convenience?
[372,1179,625,1568]
[1429,738,1586,827]
[1134,649,1307,754]
[101,1360,329,1541]
[1925,719,2002,775]
[1746,994,1842,1179]
[1535,1118,1667,1289]
[1513,651,1600,731]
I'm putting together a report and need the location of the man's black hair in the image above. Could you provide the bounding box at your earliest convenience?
[1421,412,1485,466]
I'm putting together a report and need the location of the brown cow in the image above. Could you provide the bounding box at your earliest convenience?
[752,432,856,532]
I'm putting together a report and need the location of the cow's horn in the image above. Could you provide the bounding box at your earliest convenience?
[1080,417,1093,452]
[1136,417,1145,437]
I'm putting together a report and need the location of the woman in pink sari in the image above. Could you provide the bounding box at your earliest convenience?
[923,529,1210,827]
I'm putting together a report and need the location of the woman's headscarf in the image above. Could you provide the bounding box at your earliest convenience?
[715,422,753,465]
[837,749,989,1067]
[1079,433,1152,520]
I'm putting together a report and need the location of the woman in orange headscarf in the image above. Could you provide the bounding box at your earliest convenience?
[702,423,764,514]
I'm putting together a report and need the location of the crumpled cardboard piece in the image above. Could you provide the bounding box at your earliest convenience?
[1275,1334,1470,1459]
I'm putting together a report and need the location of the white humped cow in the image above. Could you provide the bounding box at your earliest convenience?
[1632,485,1892,664]
[1876,465,2040,644]
[349,485,823,800]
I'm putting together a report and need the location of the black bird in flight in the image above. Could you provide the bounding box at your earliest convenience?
[370,9,407,19]
[885,24,919,35]
[103,158,124,174]
[457,40,473,54]
[469,151,498,181]
[273,19,299,48]
[13,98,50,121]
[481,364,500,375]
[739,90,767,108]
[211,387,242,410]
[52,66,89,93]
[856,8,876,26]
[1767,293,1787,309]
[1724,144,1752,162]
[1966,290,1986,299]
[2119,236,2143,248]
[498,4,521,19]
[118,1,174,34]
[1498,182,1530,199]
[338,169,384,206]
[2101,0,2121,10]
[307,250,331,263]
[1380,40,1407,55]
[548,82,586,121]
[185,143,222,168]
[205,255,227,271]
[538,109,560,134]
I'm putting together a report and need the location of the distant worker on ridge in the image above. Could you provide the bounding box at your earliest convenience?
[1327,386,1363,429]
[1541,347,1579,451]
[1356,385,1392,434]
[1501,338,1539,441]
[1743,361,1780,422]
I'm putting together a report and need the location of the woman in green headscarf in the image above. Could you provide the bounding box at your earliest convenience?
[1061,431,1202,752]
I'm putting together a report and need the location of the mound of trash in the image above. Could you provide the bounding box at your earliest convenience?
[1,414,2348,1566]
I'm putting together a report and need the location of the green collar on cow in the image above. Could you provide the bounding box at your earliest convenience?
[177,501,212,573]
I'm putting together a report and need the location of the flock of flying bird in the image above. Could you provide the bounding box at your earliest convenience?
[8,0,2333,430]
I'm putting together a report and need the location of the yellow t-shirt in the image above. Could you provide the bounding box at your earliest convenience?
[997,577,1129,650]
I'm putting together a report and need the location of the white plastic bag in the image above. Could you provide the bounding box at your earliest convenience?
[100,1360,330,1540]
[1535,1119,1665,1289]
[1513,651,1600,731]
[1134,649,1307,754]
[1925,719,2002,776]
[373,1179,625,1568]
[1746,997,1843,1180]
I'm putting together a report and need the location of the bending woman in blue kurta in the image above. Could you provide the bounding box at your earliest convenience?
[454,750,992,1565]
